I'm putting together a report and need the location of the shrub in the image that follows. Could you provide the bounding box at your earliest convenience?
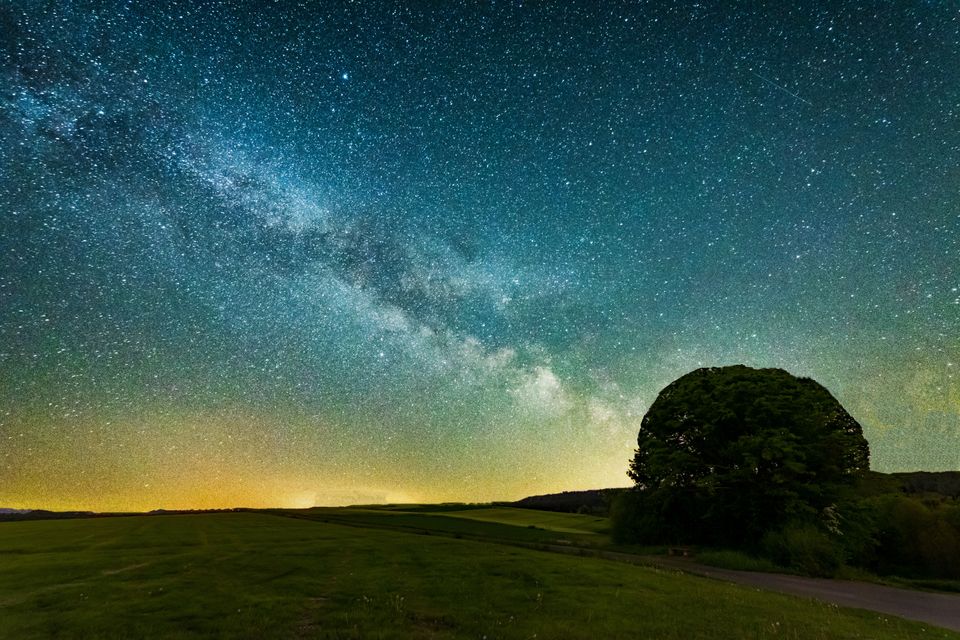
[610,490,659,544]
[696,549,782,573]
[916,519,960,577]
[832,499,879,568]
[860,494,960,578]
[610,488,702,545]
[870,495,931,575]
[761,523,844,577]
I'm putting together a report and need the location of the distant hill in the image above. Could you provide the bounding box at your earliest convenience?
[0,508,251,523]
[512,488,628,515]
[0,509,96,522]
[893,471,960,497]
[513,472,960,517]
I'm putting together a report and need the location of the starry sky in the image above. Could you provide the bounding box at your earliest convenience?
[1,1,958,511]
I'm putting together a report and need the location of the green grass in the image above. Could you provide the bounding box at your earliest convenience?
[349,503,500,513]
[696,550,786,574]
[274,506,605,547]
[898,579,960,594]
[1,513,957,639]
[439,507,611,536]
[828,566,960,594]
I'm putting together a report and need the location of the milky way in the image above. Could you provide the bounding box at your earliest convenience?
[1,2,958,510]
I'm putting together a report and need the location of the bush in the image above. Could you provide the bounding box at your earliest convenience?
[847,495,960,579]
[943,502,960,530]
[916,519,960,577]
[831,500,879,568]
[610,491,660,544]
[697,550,783,573]
[610,488,703,545]
[870,495,931,576]
[761,523,844,577]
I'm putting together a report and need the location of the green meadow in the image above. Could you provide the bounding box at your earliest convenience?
[439,507,611,536]
[274,505,610,547]
[0,510,956,639]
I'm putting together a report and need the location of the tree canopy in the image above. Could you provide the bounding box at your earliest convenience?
[623,365,870,546]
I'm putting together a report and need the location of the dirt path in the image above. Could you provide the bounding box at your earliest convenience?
[636,555,960,633]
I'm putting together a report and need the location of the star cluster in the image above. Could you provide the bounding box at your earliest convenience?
[1,1,958,510]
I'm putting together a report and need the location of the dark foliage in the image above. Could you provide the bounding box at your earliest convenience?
[893,471,960,498]
[760,522,844,577]
[623,365,870,546]
[855,495,960,578]
[0,510,96,522]
[513,489,626,515]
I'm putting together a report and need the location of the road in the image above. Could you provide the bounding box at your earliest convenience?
[641,554,960,633]
[537,544,960,632]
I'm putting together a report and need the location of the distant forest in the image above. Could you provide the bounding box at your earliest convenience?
[510,472,960,517]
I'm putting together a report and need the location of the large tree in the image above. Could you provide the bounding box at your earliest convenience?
[624,365,870,546]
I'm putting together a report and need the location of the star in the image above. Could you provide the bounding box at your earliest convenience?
[0,0,957,511]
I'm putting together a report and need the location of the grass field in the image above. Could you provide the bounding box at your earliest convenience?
[439,507,610,536]
[348,504,610,536]
[1,511,957,639]
[272,506,606,547]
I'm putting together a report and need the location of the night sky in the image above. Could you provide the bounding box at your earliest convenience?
[1,2,958,511]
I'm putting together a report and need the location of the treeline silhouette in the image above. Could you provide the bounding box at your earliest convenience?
[0,508,251,523]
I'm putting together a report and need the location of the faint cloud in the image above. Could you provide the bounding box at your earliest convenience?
[510,366,573,417]
[310,487,418,507]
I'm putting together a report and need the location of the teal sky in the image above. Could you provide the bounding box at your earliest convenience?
[1,1,958,510]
